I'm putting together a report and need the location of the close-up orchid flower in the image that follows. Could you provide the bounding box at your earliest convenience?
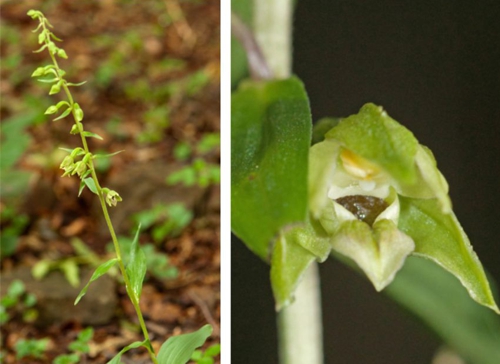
[308,103,498,312]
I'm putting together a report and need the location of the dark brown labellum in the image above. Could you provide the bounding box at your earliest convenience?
[335,195,389,226]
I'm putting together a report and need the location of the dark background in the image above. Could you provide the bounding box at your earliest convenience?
[232,1,500,363]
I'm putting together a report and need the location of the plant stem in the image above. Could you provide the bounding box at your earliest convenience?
[277,263,323,364]
[253,0,293,79]
[40,18,158,364]
[253,1,325,363]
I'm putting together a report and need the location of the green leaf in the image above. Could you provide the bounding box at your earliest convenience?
[204,344,221,356]
[83,178,98,195]
[7,280,25,298]
[325,103,418,184]
[231,77,312,259]
[82,131,103,140]
[75,258,118,305]
[78,179,86,196]
[157,325,213,364]
[106,340,147,364]
[77,327,94,343]
[399,197,499,313]
[53,353,80,364]
[386,257,500,364]
[125,225,147,302]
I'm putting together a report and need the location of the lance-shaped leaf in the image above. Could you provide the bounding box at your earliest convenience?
[106,340,148,364]
[386,257,500,363]
[231,77,312,259]
[398,197,499,313]
[125,225,146,302]
[75,258,118,305]
[157,324,213,364]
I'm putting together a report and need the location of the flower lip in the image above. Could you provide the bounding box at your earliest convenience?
[335,195,389,226]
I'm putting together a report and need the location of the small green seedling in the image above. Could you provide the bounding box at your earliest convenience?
[190,343,220,364]
[133,203,193,242]
[0,280,38,325]
[15,338,49,360]
[32,238,102,287]
[53,327,93,364]
[168,134,220,188]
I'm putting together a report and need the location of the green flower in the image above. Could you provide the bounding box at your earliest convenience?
[308,104,498,312]
[60,155,75,176]
[104,189,122,207]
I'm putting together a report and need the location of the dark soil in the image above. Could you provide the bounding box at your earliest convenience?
[1,0,220,363]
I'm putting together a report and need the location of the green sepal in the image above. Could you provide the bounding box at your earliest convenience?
[325,103,418,184]
[308,139,340,218]
[231,77,312,259]
[399,197,500,313]
[157,324,213,364]
[271,225,318,311]
[75,258,118,305]
[396,145,451,213]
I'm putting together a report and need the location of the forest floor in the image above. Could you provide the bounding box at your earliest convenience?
[1,0,220,363]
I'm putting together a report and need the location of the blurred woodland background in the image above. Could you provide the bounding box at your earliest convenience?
[1,0,220,363]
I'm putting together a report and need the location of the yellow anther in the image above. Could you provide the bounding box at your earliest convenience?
[340,149,380,180]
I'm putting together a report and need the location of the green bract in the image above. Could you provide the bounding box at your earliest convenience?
[309,103,498,313]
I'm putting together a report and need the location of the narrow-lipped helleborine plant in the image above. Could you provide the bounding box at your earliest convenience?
[28,10,212,364]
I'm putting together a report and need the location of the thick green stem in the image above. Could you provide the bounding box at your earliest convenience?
[253,1,325,363]
[277,263,323,364]
[253,0,293,78]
